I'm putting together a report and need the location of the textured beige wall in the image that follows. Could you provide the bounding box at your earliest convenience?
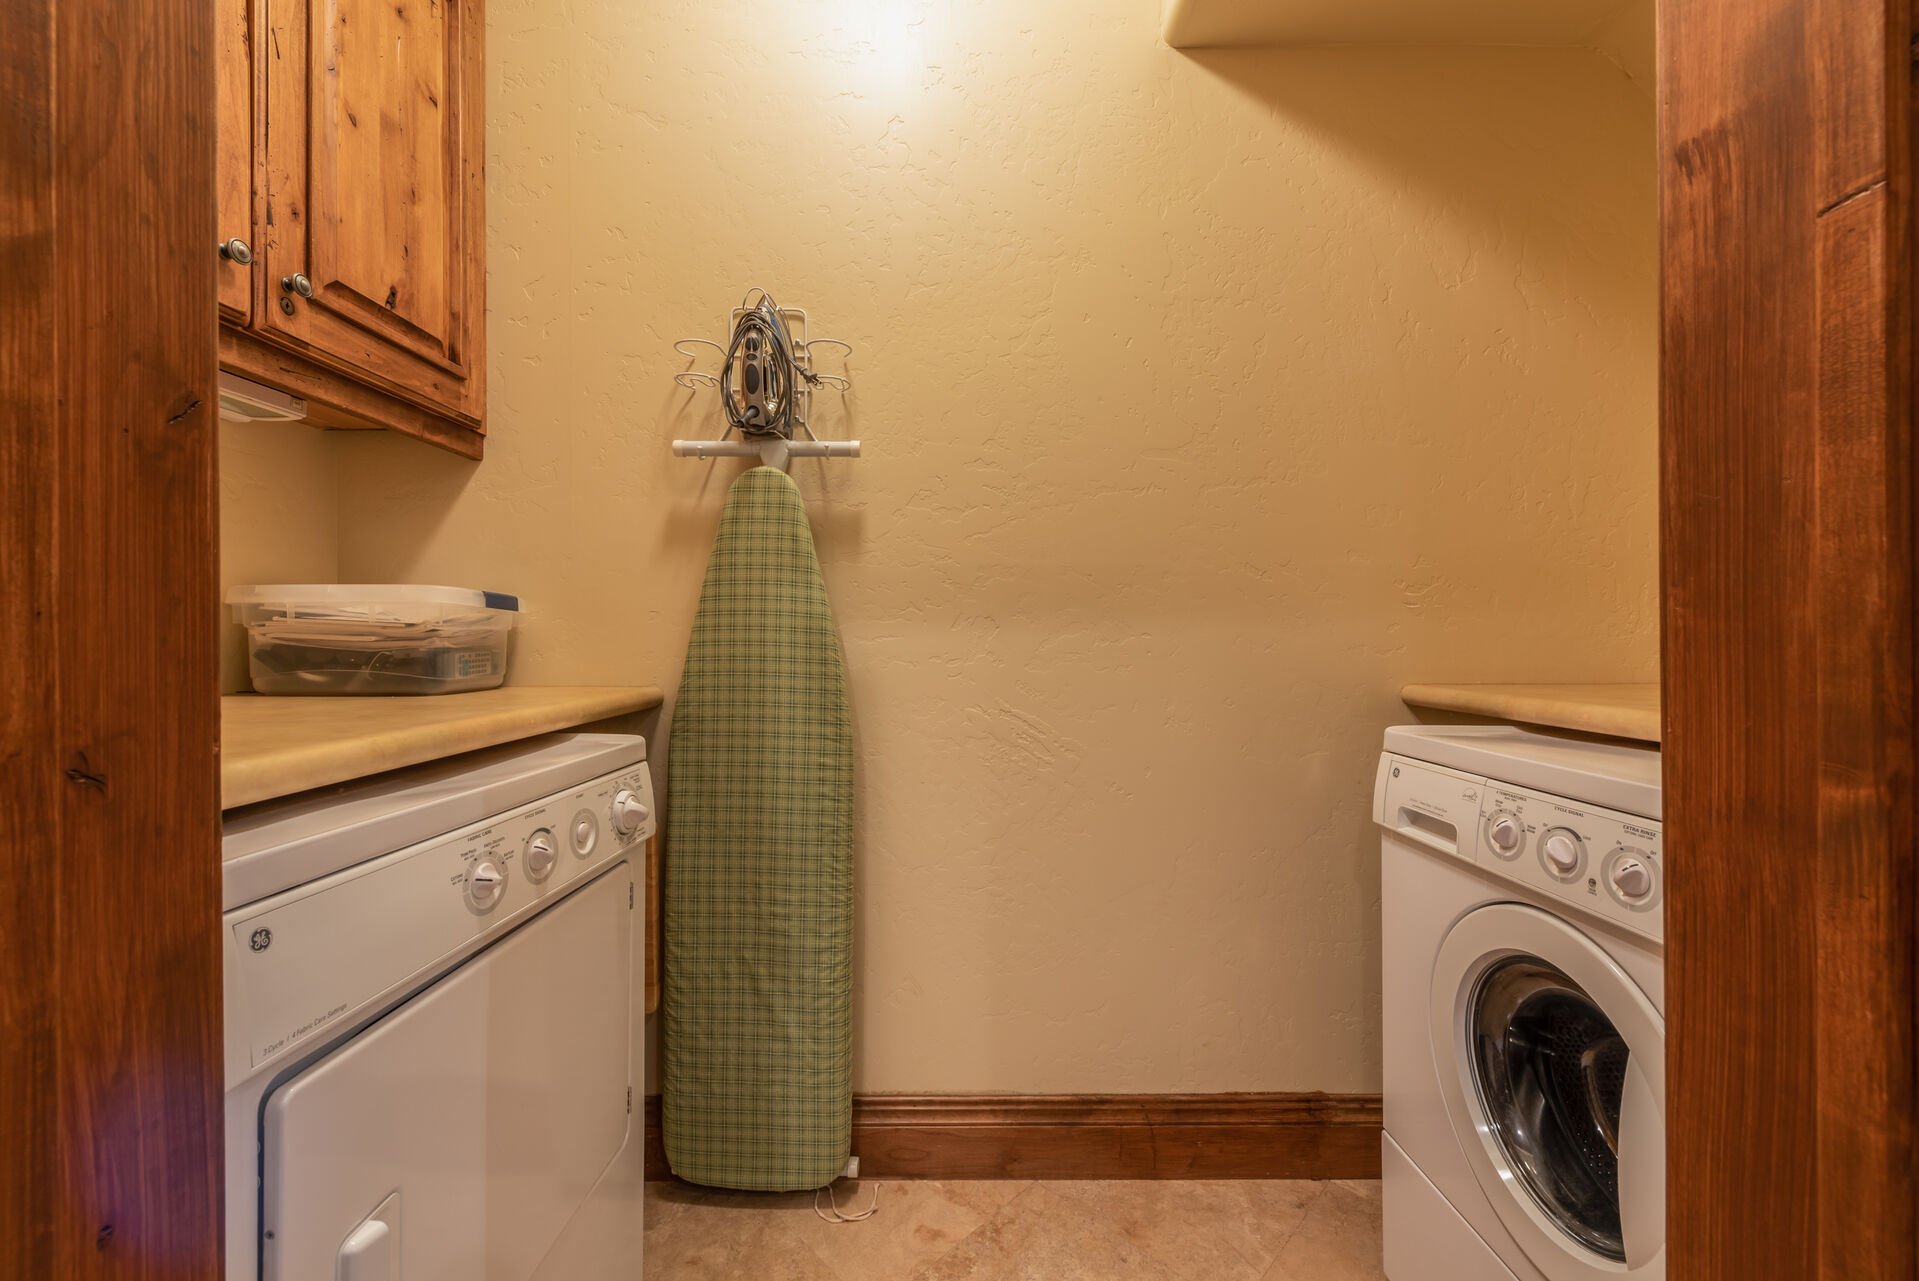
[217,421,342,693]
[1164,0,1641,48]
[1590,0,1655,97]
[327,1,1658,1093]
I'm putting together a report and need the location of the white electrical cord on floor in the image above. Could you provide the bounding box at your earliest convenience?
[813,1180,882,1224]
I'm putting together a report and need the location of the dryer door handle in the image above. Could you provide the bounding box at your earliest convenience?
[339,1191,401,1281]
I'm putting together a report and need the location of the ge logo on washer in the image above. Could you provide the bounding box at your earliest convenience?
[249,927,272,953]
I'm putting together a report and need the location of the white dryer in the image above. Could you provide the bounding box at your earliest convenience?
[220,732,658,1281]
[1374,725,1664,1281]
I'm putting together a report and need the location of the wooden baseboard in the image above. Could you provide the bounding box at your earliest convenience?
[643,1092,1382,1181]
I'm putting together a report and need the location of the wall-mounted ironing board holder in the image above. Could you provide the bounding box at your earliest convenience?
[671,299,860,473]
[672,437,862,469]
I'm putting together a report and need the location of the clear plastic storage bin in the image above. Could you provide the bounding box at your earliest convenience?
[227,584,522,695]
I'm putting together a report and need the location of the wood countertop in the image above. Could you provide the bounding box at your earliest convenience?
[222,685,665,808]
[1399,682,1662,743]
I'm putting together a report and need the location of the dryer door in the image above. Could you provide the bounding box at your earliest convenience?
[260,863,633,1281]
[1430,903,1664,1281]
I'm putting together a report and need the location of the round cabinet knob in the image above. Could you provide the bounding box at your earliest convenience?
[1486,813,1523,857]
[1541,829,1584,877]
[218,237,253,264]
[524,829,557,881]
[281,272,313,298]
[1611,856,1655,902]
[466,860,507,910]
[611,789,650,836]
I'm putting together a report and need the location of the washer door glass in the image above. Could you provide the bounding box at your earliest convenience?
[1468,955,1630,1262]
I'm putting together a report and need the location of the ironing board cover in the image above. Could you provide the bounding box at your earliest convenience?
[662,466,854,1190]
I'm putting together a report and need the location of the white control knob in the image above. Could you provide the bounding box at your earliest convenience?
[466,860,506,909]
[524,829,557,880]
[1611,857,1654,901]
[1541,830,1583,876]
[1487,813,1523,856]
[611,789,650,836]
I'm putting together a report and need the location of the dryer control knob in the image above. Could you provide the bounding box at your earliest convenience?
[611,789,650,836]
[466,860,506,909]
[1542,830,1583,876]
[524,829,557,880]
[1610,857,1654,901]
[1487,813,1523,856]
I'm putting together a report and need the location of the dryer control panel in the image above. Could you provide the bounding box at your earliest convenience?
[1376,754,1662,944]
[222,761,658,1084]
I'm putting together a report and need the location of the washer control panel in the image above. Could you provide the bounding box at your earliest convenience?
[1377,754,1662,944]
[223,758,657,1081]
[1478,780,1663,942]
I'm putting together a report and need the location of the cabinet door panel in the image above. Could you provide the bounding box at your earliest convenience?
[216,0,256,322]
[262,0,483,424]
[313,0,455,358]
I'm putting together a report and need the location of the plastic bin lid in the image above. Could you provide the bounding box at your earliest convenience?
[224,584,522,612]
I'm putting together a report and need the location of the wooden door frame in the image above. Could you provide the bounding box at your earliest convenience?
[2,0,224,1275]
[1662,0,1918,1277]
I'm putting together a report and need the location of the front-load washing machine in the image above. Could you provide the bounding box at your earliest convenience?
[1374,724,1664,1281]
[220,732,658,1281]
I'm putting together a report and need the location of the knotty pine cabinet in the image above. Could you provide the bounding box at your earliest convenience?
[217,0,486,458]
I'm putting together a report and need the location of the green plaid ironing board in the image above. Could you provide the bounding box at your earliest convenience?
[662,466,854,1191]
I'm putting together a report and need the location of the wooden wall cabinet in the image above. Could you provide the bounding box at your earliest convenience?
[217,0,486,458]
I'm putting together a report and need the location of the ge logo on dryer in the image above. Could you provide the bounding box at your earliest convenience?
[249,928,273,953]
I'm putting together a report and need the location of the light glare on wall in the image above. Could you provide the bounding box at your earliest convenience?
[842,0,924,80]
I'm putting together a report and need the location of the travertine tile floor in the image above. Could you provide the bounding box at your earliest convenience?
[644,1178,1386,1280]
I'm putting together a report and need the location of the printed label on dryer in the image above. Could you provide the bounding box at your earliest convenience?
[258,1000,351,1061]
